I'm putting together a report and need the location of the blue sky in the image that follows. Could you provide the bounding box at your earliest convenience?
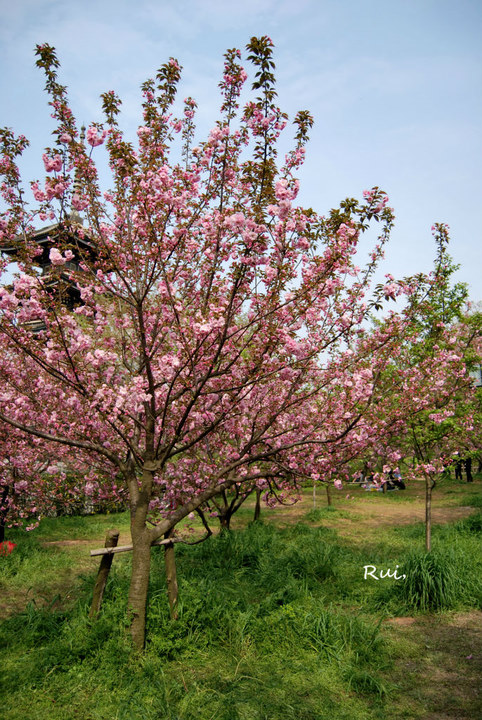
[1,0,481,299]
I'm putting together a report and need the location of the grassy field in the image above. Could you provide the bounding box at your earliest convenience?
[1,475,481,719]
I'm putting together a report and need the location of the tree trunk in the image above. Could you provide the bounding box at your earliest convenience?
[425,475,433,552]
[127,531,152,652]
[312,480,316,510]
[253,488,262,521]
[326,483,332,507]
[219,511,231,531]
[89,528,119,619]
[164,529,179,620]
[126,464,157,652]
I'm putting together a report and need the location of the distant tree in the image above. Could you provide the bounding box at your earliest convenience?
[354,226,481,550]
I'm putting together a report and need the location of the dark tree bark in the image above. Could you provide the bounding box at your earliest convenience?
[218,510,232,531]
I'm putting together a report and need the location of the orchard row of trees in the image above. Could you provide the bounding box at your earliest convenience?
[0,38,480,649]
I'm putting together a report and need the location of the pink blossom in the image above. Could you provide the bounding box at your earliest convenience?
[49,248,66,266]
[225,212,245,231]
[42,154,63,173]
[86,126,107,147]
[71,194,89,211]
[31,182,47,202]
[14,480,29,492]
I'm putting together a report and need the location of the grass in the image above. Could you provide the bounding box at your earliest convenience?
[0,478,481,719]
[34,508,131,541]
[374,543,482,612]
[460,491,482,508]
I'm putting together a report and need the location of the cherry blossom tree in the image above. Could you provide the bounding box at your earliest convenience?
[341,228,482,550]
[379,331,478,551]
[1,38,472,649]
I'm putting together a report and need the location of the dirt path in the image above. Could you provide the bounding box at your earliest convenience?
[263,488,476,537]
[324,501,475,533]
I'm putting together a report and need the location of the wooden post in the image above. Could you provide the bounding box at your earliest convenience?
[326,483,332,507]
[89,529,119,619]
[253,487,262,521]
[164,529,179,620]
[425,477,432,553]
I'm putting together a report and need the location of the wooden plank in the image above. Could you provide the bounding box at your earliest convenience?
[90,537,180,557]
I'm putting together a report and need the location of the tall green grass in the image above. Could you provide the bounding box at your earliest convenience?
[375,517,482,613]
[1,522,390,719]
[462,493,482,509]
[383,549,461,611]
